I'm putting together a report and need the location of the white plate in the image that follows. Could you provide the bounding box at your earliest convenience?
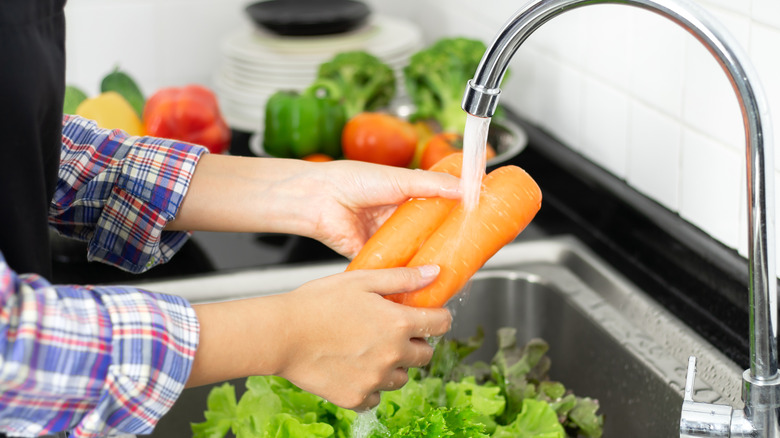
[223,107,263,133]
[249,131,266,156]
[221,15,422,68]
[225,22,379,59]
[216,71,310,94]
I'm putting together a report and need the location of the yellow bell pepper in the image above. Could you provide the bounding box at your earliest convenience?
[76,91,145,136]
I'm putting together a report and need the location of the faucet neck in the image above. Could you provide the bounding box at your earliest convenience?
[462,0,776,382]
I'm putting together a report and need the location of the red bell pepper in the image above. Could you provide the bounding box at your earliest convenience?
[143,84,231,154]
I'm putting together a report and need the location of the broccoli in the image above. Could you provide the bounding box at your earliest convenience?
[403,37,505,134]
[306,51,396,119]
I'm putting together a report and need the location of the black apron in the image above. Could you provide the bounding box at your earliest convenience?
[0,0,66,278]
[1,3,74,435]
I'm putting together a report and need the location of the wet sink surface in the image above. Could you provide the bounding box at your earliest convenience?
[137,236,742,437]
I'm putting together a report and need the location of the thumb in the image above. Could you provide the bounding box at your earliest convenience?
[353,265,441,296]
[397,171,461,200]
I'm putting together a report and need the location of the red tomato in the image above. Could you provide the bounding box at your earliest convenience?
[420,133,497,170]
[420,133,462,170]
[302,153,334,162]
[341,113,418,167]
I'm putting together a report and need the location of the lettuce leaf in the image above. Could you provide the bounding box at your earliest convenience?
[193,327,604,438]
[493,399,566,438]
[191,382,236,438]
[192,376,349,438]
[388,406,490,438]
[378,406,490,438]
[426,326,486,382]
[566,397,604,437]
[375,373,442,431]
[445,376,504,433]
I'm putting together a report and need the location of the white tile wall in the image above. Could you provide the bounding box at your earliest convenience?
[64,0,249,96]
[64,0,780,274]
[679,128,743,249]
[753,0,780,29]
[629,11,687,119]
[626,102,682,210]
[582,76,629,178]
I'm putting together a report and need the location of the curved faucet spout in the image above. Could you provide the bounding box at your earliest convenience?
[462,0,777,435]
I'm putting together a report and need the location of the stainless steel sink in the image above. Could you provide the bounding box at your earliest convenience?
[137,236,742,437]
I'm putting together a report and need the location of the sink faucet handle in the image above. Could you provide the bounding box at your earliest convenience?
[681,356,736,437]
[684,356,697,402]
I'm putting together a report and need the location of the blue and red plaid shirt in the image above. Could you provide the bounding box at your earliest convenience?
[0,115,207,437]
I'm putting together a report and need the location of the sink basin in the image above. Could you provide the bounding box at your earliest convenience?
[136,236,742,437]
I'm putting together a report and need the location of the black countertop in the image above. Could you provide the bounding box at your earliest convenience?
[51,115,760,369]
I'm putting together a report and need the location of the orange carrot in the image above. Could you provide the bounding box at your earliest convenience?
[346,153,463,271]
[386,165,542,307]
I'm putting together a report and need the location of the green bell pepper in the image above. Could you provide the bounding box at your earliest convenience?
[262,90,346,159]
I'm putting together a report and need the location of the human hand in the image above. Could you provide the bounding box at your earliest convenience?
[274,265,451,410]
[168,155,460,257]
[291,159,461,258]
[187,265,451,410]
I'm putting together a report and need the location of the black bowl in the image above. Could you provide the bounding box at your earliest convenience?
[245,0,371,36]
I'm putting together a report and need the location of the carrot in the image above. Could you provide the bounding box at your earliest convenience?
[346,153,463,271]
[386,165,542,308]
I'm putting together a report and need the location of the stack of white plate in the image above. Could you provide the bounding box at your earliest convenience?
[215,14,424,133]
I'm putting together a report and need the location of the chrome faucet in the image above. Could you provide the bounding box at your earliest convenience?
[461,0,778,436]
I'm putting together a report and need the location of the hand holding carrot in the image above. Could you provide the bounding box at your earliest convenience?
[347,153,463,270]
[349,156,542,308]
[167,154,461,259]
[274,265,451,410]
[306,159,461,258]
[188,265,452,411]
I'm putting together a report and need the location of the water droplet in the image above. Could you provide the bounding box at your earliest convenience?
[352,408,389,438]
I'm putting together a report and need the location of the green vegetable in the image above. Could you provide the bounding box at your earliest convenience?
[192,376,356,438]
[193,327,604,437]
[390,406,490,437]
[63,85,88,115]
[403,37,508,134]
[306,51,396,119]
[493,399,565,438]
[262,90,346,159]
[100,66,145,118]
[446,376,505,433]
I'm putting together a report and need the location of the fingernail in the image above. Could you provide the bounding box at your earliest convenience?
[440,186,462,196]
[418,265,440,279]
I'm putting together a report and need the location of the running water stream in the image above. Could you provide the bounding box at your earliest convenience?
[352,408,388,438]
[350,115,492,438]
[459,114,492,211]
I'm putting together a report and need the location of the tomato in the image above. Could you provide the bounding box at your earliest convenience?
[409,121,437,169]
[420,133,498,170]
[420,133,461,170]
[302,153,334,162]
[341,113,418,167]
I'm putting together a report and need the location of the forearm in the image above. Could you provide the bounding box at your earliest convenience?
[186,293,291,388]
[166,154,462,260]
[183,267,452,411]
[165,154,324,237]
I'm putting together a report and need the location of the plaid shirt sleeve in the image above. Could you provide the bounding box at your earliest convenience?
[52,115,208,273]
[0,253,199,437]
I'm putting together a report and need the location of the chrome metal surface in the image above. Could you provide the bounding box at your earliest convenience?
[682,357,735,437]
[461,0,776,435]
[138,237,742,437]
